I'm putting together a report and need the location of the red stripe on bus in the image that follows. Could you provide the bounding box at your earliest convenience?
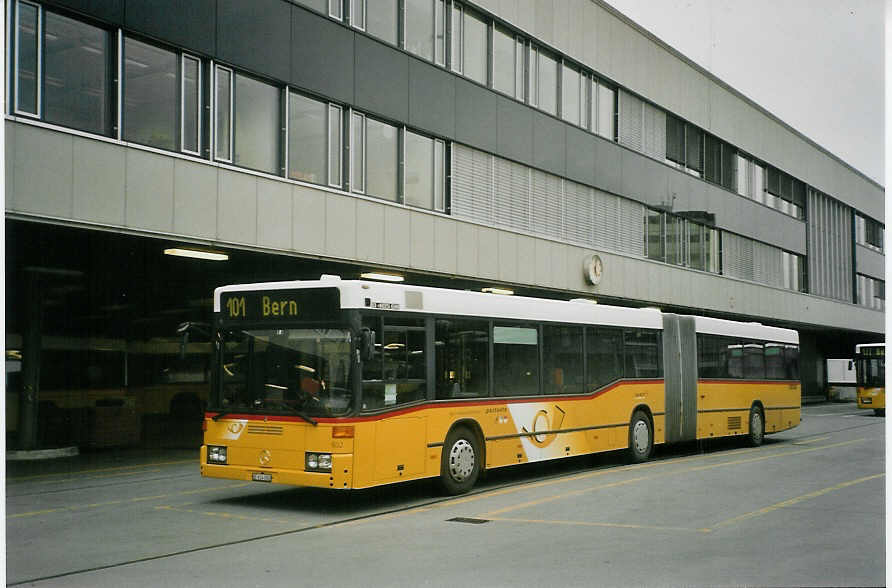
[204,379,663,424]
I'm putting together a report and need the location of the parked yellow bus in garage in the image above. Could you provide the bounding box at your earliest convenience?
[855,343,885,416]
[198,276,800,494]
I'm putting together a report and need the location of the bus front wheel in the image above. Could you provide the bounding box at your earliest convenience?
[748,406,765,447]
[628,410,653,463]
[439,426,481,495]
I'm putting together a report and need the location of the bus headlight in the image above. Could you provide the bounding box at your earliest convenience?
[207,445,228,464]
[306,452,332,472]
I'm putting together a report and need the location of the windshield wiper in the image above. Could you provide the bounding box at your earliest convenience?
[293,411,318,426]
[212,411,232,422]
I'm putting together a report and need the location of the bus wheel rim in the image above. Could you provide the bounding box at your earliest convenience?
[449,439,475,482]
[633,420,649,453]
[752,412,763,440]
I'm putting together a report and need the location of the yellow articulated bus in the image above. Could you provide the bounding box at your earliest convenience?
[199,276,800,494]
[855,343,885,416]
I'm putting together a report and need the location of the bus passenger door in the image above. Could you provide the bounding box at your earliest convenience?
[662,315,698,443]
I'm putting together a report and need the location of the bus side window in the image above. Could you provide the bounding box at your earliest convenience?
[435,318,489,399]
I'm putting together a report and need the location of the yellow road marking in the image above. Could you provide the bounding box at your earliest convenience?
[481,476,649,517]
[8,482,251,519]
[154,504,304,526]
[8,459,195,483]
[487,516,711,534]
[712,473,885,529]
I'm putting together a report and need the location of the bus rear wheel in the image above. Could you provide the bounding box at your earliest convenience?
[748,406,765,447]
[439,426,481,495]
[628,410,653,463]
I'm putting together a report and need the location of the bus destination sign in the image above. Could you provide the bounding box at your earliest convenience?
[219,288,340,323]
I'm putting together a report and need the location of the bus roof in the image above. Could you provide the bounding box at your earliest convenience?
[855,343,885,352]
[215,277,798,343]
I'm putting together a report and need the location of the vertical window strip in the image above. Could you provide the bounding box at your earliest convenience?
[351,112,366,194]
[328,104,343,187]
[351,0,365,30]
[329,0,343,20]
[514,36,524,101]
[115,28,122,139]
[434,139,445,211]
[528,44,538,107]
[14,0,41,117]
[214,64,233,163]
[181,54,201,156]
[435,0,446,65]
[450,2,462,73]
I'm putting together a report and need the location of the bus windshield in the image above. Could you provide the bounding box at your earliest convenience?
[856,357,885,388]
[216,328,353,417]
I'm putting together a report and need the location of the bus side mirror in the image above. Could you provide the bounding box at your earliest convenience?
[360,328,376,361]
[848,361,854,370]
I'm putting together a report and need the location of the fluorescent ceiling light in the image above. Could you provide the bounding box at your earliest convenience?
[164,248,229,261]
[482,287,514,295]
[360,272,404,282]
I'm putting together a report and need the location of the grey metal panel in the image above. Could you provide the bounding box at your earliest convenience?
[409,59,456,139]
[807,189,854,301]
[356,199,385,263]
[73,136,125,225]
[41,0,122,24]
[532,111,566,176]
[292,183,326,255]
[496,96,534,167]
[324,192,356,259]
[565,126,596,186]
[410,213,436,270]
[434,217,458,274]
[856,245,885,281]
[217,0,291,82]
[173,158,218,240]
[592,135,622,195]
[454,78,498,154]
[498,231,518,282]
[354,35,410,123]
[619,147,668,208]
[125,149,173,233]
[125,0,215,56]
[11,124,73,218]
[217,169,257,244]
[256,177,293,250]
[291,8,354,104]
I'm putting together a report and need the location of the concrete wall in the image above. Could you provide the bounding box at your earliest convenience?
[468,0,884,221]
[6,119,882,334]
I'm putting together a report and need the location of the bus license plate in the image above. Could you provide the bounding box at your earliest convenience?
[252,472,272,482]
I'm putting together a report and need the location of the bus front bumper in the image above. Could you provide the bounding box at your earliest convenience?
[201,449,355,489]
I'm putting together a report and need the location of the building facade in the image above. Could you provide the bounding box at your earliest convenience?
[4,0,884,448]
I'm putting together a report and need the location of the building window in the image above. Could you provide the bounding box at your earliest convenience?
[123,38,178,151]
[857,274,885,311]
[287,91,343,187]
[450,1,462,73]
[666,114,702,176]
[236,74,280,174]
[366,0,399,45]
[856,214,884,252]
[434,0,446,65]
[593,78,616,140]
[14,4,113,134]
[529,45,557,115]
[646,209,665,262]
[362,116,399,201]
[461,6,487,84]
[492,24,517,97]
[405,0,434,61]
[560,62,582,126]
[351,112,366,193]
[404,130,445,211]
[214,67,280,175]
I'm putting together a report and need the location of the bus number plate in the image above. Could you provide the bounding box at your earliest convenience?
[252,472,272,482]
